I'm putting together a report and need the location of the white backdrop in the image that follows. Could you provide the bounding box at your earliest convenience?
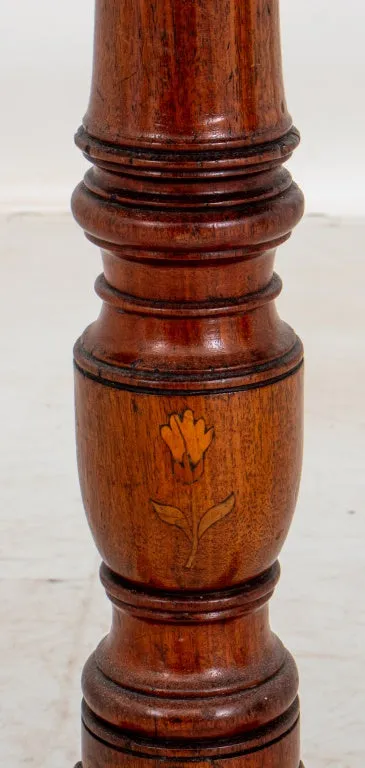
[1,0,364,214]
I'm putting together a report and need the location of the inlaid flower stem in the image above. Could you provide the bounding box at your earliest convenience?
[186,501,199,569]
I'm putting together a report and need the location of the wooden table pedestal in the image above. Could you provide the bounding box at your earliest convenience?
[71,2,306,767]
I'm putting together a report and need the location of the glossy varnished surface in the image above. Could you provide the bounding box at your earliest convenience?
[75,374,303,589]
[72,0,305,766]
[86,0,290,149]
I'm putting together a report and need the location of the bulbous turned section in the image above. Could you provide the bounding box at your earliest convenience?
[72,1,305,767]
[75,371,303,590]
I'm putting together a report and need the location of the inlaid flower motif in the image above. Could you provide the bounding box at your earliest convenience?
[161,410,214,484]
[151,408,235,568]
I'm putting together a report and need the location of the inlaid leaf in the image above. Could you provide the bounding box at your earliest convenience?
[198,493,236,540]
[151,502,192,541]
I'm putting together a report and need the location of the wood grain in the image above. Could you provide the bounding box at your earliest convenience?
[72,0,305,766]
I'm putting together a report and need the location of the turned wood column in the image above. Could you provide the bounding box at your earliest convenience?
[72,2,305,767]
